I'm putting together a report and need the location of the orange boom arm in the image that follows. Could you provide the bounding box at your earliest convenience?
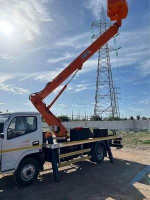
[30,0,128,138]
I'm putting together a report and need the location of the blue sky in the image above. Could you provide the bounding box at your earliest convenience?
[0,0,149,118]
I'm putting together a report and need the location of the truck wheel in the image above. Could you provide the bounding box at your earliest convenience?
[14,158,40,186]
[91,143,105,164]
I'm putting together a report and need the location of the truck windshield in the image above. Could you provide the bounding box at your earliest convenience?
[0,114,11,123]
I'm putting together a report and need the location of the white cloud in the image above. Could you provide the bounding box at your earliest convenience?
[81,27,150,79]
[68,82,95,93]
[139,99,150,105]
[53,85,64,94]
[75,83,92,92]
[31,0,53,22]
[32,69,63,82]
[0,70,63,85]
[139,59,150,77]
[0,83,29,95]
[0,74,29,95]
[1,26,149,95]
[60,29,149,76]
[26,31,91,55]
[0,74,15,84]
[0,0,53,40]
[0,54,17,62]
[47,53,75,64]
[62,58,98,75]
[19,71,94,94]
[82,59,98,73]
[55,32,91,49]
[0,102,6,105]
[109,28,150,77]
[19,69,63,82]
[23,101,33,107]
[133,80,150,86]
[84,0,106,18]
[57,27,150,81]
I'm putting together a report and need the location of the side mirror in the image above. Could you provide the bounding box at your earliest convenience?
[0,133,4,139]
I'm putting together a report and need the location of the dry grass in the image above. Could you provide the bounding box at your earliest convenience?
[117,131,150,149]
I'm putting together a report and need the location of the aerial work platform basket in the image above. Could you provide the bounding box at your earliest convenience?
[107,0,128,21]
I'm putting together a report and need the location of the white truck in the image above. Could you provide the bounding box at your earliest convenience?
[0,112,122,186]
[0,0,128,186]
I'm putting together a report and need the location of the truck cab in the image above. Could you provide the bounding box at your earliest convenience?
[0,112,43,173]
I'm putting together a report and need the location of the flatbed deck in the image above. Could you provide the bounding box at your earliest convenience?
[43,135,118,149]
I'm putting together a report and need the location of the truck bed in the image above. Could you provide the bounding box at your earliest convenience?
[43,135,119,149]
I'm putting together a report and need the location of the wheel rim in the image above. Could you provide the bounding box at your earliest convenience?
[21,164,35,182]
[96,148,103,160]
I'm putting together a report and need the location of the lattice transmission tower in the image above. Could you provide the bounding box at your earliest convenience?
[92,7,120,119]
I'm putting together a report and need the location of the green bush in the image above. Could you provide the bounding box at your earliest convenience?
[58,115,70,122]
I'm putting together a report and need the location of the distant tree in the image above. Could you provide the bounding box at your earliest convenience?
[122,117,127,120]
[90,115,102,121]
[103,117,108,121]
[58,115,70,122]
[136,115,140,120]
[107,116,114,121]
[142,117,147,120]
[107,116,121,121]
[81,118,88,121]
[72,118,80,121]
[114,117,121,121]
[130,116,134,120]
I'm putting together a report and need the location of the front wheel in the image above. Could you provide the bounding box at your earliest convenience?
[14,158,40,186]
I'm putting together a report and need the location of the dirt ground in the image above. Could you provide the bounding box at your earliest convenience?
[0,147,150,200]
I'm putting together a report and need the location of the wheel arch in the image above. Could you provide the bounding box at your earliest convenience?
[16,150,44,171]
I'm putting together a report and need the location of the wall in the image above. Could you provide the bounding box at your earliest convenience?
[62,120,150,131]
[43,120,150,131]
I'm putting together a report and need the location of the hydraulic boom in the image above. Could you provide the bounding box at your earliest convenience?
[30,0,128,138]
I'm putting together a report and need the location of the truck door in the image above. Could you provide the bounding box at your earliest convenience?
[1,115,42,172]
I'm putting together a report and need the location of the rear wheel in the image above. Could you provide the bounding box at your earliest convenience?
[91,143,105,163]
[14,158,40,186]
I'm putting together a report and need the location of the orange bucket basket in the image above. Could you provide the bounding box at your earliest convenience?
[107,0,128,21]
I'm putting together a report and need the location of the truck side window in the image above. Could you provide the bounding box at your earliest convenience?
[7,116,37,139]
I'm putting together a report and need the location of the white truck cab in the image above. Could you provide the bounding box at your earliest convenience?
[0,112,44,184]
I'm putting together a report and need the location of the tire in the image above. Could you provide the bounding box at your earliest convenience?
[91,143,105,164]
[14,158,40,186]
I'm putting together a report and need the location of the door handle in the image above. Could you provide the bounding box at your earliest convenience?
[32,141,39,146]
[0,133,4,139]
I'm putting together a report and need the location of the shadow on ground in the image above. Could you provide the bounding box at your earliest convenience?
[0,158,149,200]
